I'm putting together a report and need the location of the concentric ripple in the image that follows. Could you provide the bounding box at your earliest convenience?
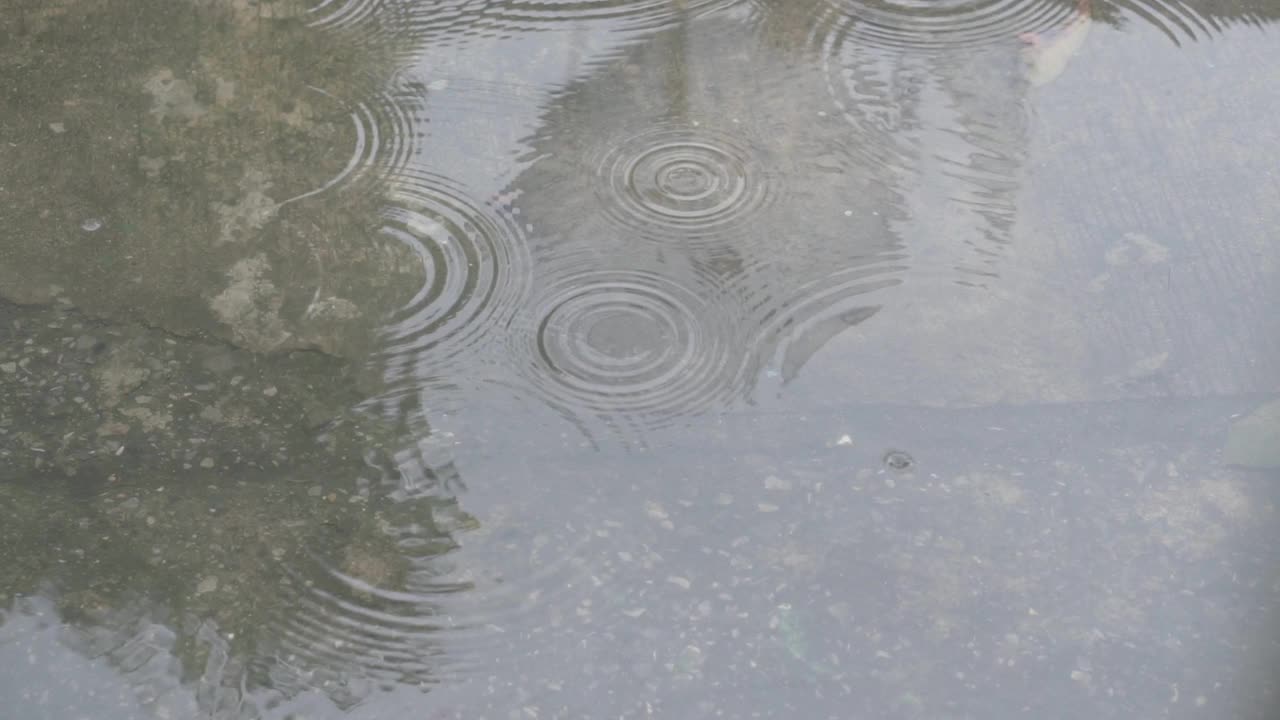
[813,17,921,175]
[511,267,750,430]
[594,124,777,245]
[306,0,488,58]
[814,7,1032,278]
[261,557,455,703]
[476,0,751,33]
[255,489,610,702]
[278,83,422,208]
[1113,0,1251,45]
[745,252,908,383]
[376,171,532,383]
[813,0,1073,52]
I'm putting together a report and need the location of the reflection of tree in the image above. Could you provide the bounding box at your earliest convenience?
[1,479,471,714]
[744,0,1280,43]
[497,8,1046,430]
[0,296,478,714]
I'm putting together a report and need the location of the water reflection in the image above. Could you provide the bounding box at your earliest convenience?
[476,0,755,32]
[485,8,989,437]
[811,0,1079,51]
[813,7,1034,281]
[1109,0,1267,43]
[255,505,468,706]
[594,122,780,245]
[4,0,1280,717]
[376,169,533,383]
[305,0,492,61]
[510,264,751,433]
[276,84,423,208]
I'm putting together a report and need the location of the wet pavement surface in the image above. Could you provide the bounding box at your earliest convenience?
[2,0,1278,717]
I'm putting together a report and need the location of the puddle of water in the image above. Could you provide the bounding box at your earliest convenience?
[2,0,1279,718]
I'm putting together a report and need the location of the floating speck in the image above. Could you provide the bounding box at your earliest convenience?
[81,218,103,232]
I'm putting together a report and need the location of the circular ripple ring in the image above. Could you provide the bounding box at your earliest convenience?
[594,124,775,243]
[516,269,748,425]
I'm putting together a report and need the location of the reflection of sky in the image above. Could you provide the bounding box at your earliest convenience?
[402,3,764,196]
[1,597,167,720]
[406,26,628,197]
[0,594,470,720]
[8,9,1278,720]
[778,19,1280,411]
[390,10,1280,438]
[0,595,469,720]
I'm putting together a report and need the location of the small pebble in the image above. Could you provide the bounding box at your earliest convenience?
[81,218,103,232]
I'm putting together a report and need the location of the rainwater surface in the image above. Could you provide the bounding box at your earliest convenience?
[2,0,1279,718]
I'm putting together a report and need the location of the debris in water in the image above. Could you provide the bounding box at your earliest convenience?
[883,449,914,471]
[1021,0,1093,87]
